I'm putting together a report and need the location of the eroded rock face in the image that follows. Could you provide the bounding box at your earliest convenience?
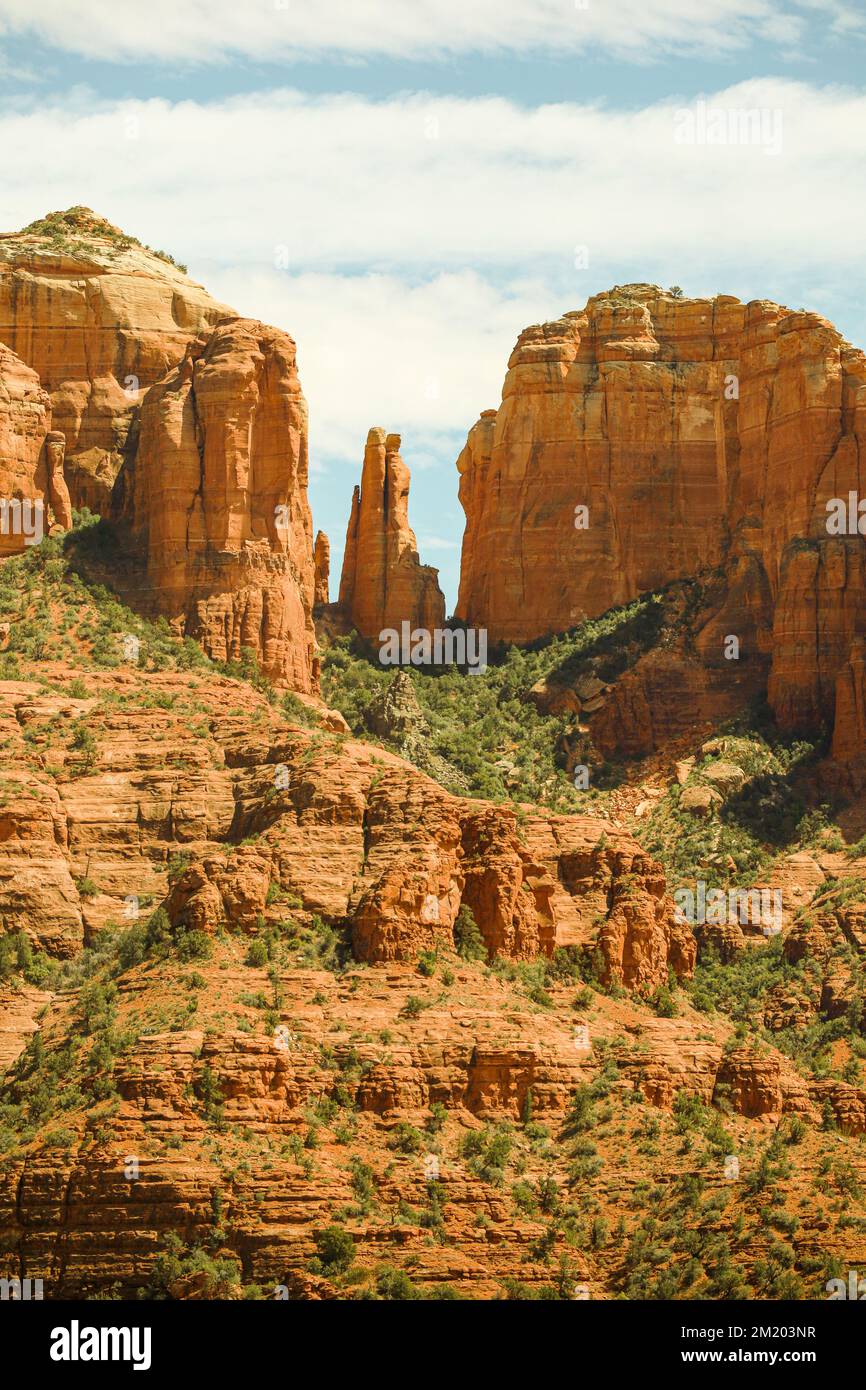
[0,343,51,555]
[832,637,866,764]
[0,345,75,553]
[0,208,233,513]
[227,727,691,986]
[338,428,445,644]
[713,1049,784,1119]
[455,285,866,747]
[313,530,330,607]
[44,432,72,532]
[0,670,692,994]
[117,318,317,691]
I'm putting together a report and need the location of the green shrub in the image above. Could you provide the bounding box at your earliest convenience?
[417,950,438,977]
[453,905,487,962]
[246,940,269,968]
[314,1225,355,1273]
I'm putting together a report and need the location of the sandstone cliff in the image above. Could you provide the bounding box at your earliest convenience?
[338,428,446,643]
[116,318,318,691]
[0,343,73,554]
[456,285,866,749]
[0,207,233,513]
[0,343,51,556]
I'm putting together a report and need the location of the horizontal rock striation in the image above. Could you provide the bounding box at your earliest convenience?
[115,318,317,690]
[455,285,866,749]
[0,208,233,513]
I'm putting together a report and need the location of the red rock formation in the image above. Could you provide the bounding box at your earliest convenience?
[313,530,330,607]
[44,431,73,532]
[338,428,445,643]
[456,291,737,643]
[0,667,692,992]
[0,939,851,1298]
[117,318,317,691]
[713,1048,783,1119]
[0,984,50,1074]
[832,636,866,763]
[0,208,233,514]
[0,343,51,555]
[1,214,321,691]
[456,285,866,747]
[0,345,76,553]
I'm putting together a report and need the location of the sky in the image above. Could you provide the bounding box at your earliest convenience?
[1,0,865,609]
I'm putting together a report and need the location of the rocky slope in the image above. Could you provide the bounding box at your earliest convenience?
[0,662,692,989]
[456,286,866,757]
[3,939,864,1301]
[0,536,865,1300]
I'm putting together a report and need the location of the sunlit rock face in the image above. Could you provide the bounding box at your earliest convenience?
[455,285,866,741]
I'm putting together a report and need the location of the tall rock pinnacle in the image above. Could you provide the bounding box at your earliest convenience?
[338,427,446,642]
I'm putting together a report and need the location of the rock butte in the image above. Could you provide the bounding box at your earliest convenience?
[0,211,317,691]
[0,207,232,513]
[455,284,866,752]
[114,317,317,692]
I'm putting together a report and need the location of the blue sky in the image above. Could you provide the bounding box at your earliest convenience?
[1,0,865,607]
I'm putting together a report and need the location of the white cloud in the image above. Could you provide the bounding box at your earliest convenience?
[205,268,548,465]
[2,77,865,605]
[0,0,832,64]
[2,80,865,283]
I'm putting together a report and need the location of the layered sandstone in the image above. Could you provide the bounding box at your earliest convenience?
[0,343,51,555]
[338,428,445,643]
[115,318,317,691]
[832,636,866,764]
[0,344,74,553]
[456,286,866,747]
[0,668,862,1299]
[0,207,233,513]
[0,938,859,1299]
[0,668,692,992]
